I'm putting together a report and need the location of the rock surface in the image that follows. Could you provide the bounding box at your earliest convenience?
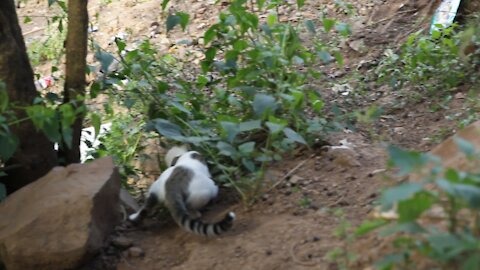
[0,157,121,270]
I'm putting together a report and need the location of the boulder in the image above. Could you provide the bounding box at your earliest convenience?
[0,157,121,270]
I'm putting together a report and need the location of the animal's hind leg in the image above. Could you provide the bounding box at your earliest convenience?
[129,193,159,223]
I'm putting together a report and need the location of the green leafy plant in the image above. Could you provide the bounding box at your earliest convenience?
[326,209,358,270]
[376,24,480,97]
[100,0,347,203]
[90,113,148,187]
[356,139,480,270]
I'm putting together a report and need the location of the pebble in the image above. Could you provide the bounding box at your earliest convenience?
[128,246,145,257]
[112,236,133,249]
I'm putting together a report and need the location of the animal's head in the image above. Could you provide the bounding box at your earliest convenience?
[172,151,207,166]
[165,145,188,167]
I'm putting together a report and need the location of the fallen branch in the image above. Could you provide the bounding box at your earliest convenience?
[267,154,315,192]
[367,9,417,27]
[23,27,45,36]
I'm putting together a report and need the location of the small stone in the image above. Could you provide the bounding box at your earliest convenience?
[455,92,466,99]
[128,246,145,257]
[393,127,406,134]
[348,39,366,53]
[368,168,386,177]
[326,191,337,197]
[112,236,133,249]
[265,250,272,256]
[312,236,320,242]
[289,175,304,185]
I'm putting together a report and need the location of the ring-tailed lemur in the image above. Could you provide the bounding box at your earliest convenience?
[129,146,235,236]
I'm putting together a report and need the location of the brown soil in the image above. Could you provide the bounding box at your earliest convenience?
[17,0,473,269]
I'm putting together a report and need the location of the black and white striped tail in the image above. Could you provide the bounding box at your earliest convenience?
[179,212,236,236]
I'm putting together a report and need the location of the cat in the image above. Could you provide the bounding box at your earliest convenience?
[129,147,235,236]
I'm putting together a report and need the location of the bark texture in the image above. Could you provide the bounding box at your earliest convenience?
[63,0,89,164]
[0,0,57,193]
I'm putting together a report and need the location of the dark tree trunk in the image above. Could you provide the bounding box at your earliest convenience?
[0,0,58,193]
[62,0,88,164]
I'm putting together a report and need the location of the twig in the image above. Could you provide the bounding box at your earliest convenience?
[328,195,345,207]
[23,27,45,36]
[267,154,314,192]
[0,164,23,172]
[367,9,417,27]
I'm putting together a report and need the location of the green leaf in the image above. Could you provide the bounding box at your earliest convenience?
[380,182,423,209]
[256,0,266,10]
[0,132,18,161]
[304,19,316,34]
[205,47,217,61]
[62,126,73,149]
[334,51,344,67]
[42,113,61,143]
[253,94,276,117]
[238,120,261,132]
[115,38,126,52]
[150,118,183,139]
[427,233,465,258]
[95,49,114,74]
[23,16,32,24]
[161,0,170,10]
[179,136,211,144]
[238,141,255,154]
[0,183,5,201]
[204,26,217,45]
[220,121,240,143]
[60,104,76,127]
[177,12,190,31]
[379,221,425,237]
[335,22,351,37]
[242,158,256,172]
[166,14,181,32]
[0,89,8,112]
[266,121,285,134]
[322,18,335,33]
[387,145,429,176]
[454,137,476,157]
[374,253,405,270]
[267,14,277,27]
[283,128,307,145]
[217,141,238,157]
[437,179,480,209]
[355,219,388,237]
[463,254,480,270]
[317,51,333,63]
[397,191,434,222]
[296,0,305,8]
[91,113,101,140]
[48,0,57,6]
[233,39,248,51]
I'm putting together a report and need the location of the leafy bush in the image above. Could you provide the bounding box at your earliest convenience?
[98,0,347,202]
[357,139,480,270]
[376,24,480,95]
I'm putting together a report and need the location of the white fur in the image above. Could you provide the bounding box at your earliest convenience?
[128,212,140,221]
[165,145,188,167]
[148,151,218,210]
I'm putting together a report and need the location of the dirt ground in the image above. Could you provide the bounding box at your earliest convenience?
[17,0,471,269]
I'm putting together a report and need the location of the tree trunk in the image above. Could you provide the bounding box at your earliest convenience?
[63,0,88,164]
[0,0,57,194]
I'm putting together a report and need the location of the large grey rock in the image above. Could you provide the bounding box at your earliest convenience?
[0,157,121,270]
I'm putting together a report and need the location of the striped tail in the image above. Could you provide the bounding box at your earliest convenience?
[176,211,236,236]
[167,199,235,236]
